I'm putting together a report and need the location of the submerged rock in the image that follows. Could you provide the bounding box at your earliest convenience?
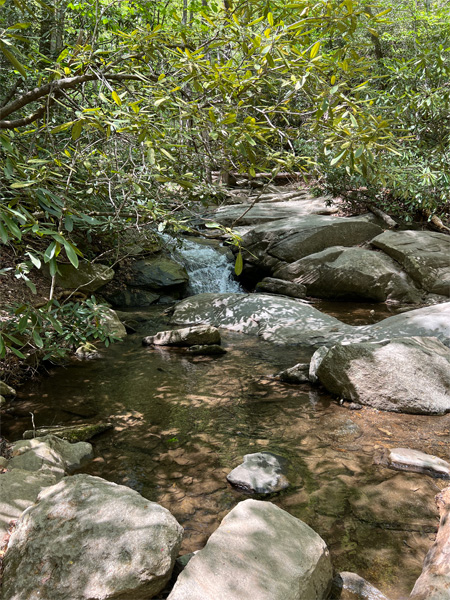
[331,571,391,600]
[313,337,450,414]
[1,474,183,600]
[255,277,307,299]
[168,499,333,600]
[227,452,290,494]
[376,447,450,479]
[22,423,113,443]
[188,344,227,356]
[143,325,221,347]
[372,229,450,296]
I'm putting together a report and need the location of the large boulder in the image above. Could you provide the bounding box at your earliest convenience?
[126,255,189,290]
[52,262,114,292]
[371,230,450,296]
[143,325,221,347]
[168,499,333,600]
[313,337,450,414]
[273,246,423,303]
[1,474,183,600]
[240,215,382,270]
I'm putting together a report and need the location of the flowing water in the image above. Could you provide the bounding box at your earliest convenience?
[3,241,450,599]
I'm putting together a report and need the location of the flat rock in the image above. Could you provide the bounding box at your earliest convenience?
[0,469,60,540]
[226,452,290,494]
[273,246,423,303]
[372,230,450,296]
[314,337,450,414]
[376,447,450,479]
[143,325,221,347]
[1,474,183,600]
[331,572,391,600]
[9,435,93,475]
[22,423,113,443]
[168,498,333,600]
[126,255,189,289]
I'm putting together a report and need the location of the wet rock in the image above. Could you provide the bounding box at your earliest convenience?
[273,246,423,303]
[0,395,6,407]
[371,230,450,296]
[226,452,290,494]
[99,307,127,339]
[168,498,333,600]
[51,262,114,292]
[313,337,450,414]
[331,571,391,600]
[276,363,310,383]
[0,457,8,468]
[255,277,307,299]
[0,469,60,540]
[0,382,16,396]
[22,423,113,443]
[9,435,93,475]
[188,344,227,356]
[376,447,450,479]
[143,325,221,347]
[1,474,183,600]
[126,255,189,289]
[410,486,450,600]
[241,214,382,270]
[349,472,440,532]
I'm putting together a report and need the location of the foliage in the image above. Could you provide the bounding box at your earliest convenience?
[0,296,120,364]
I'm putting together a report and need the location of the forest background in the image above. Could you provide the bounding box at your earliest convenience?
[1,0,449,371]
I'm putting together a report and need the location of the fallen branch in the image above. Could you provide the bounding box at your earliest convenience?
[366,204,399,229]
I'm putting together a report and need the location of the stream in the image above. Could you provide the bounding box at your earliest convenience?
[3,240,450,599]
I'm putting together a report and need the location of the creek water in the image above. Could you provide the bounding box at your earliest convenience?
[3,242,450,599]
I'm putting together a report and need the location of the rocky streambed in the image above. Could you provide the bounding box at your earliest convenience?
[1,186,450,599]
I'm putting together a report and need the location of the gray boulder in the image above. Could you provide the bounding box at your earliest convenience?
[52,262,114,292]
[9,435,93,475]
[1,474,183,600]
[171,293,354,347]
[372,230,450,296]
[0,382,16,396]
[376,447,450,479]
[99,307,127,339]
[226,452,290,494]
[255,277,307,299]
[143,325,221,347]
[168,499,333,600]
[241,215,382,269]
[273,246,423,303]
[313,337,450,414]
[126,255,189,289]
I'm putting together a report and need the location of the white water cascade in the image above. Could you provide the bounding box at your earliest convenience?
[175,237,243,295]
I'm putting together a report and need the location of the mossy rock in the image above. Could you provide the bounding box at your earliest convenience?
[23,423,113,443]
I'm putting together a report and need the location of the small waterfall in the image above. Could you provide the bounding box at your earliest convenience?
[175,237,243,295]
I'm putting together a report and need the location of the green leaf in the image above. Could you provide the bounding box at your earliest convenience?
[234,251,243,276]
[112,91,122,106]
[310,41,321,59]
[71,120,84,141]
[32,329,44,348]
[44,242,56,262]
[64,215,74,232]
[267,12,274,26]
[63,241,79,268]
[0,41,26,77]
[330,150,347,166]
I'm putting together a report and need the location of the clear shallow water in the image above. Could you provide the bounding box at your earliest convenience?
[4,305,450,599]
